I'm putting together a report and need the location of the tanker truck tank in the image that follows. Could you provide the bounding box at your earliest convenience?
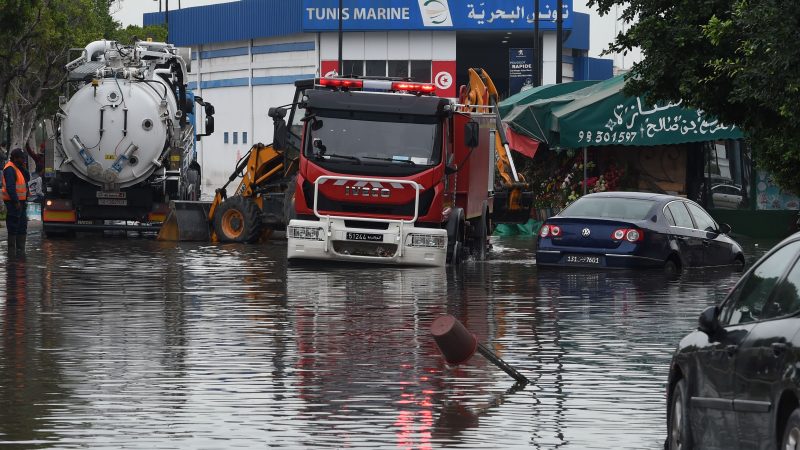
[43,40,215,236]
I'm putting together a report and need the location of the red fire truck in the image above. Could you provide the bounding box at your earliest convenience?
[276,70,532,266]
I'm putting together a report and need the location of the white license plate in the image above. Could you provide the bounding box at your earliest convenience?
[96,191,126,199]
[346,232,383,242]
[98,199,128,206]
[565,255,601,265]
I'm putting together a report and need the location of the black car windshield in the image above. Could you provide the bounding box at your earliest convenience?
[560,197,654,220]
[305,111,440,166]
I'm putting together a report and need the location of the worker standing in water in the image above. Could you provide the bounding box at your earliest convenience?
[2,148,30,255]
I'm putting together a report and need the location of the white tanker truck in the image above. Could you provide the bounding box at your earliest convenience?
[42,39,214,235]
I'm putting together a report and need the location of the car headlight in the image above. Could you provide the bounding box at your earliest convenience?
[406,233,446,248]
[288,226,323,240]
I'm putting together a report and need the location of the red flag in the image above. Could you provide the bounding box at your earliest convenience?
[504,124,540,159]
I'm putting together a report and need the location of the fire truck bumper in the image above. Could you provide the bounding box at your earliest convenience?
[286,219,447,267]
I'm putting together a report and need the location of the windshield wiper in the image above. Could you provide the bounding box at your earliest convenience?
[362,156,416,166]
[318,153,361,164]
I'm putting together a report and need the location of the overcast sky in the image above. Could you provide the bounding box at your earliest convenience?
[111,0,640,69]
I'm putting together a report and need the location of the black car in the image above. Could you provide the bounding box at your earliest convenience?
[667,232,800,449]
[536,192,745,273]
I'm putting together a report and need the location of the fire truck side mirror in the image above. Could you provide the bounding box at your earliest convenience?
[464,121,479,148]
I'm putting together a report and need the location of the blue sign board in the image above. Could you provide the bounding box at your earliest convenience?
[302,0,574,31]
[509,48,534,94]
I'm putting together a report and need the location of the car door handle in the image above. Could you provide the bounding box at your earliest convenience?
[772,342,788,356]
[726,345,738,357]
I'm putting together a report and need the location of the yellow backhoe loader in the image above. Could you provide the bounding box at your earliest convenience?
[157,81,310,242]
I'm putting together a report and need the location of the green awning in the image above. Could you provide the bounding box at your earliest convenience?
[497,80,599,117]
[502,75,744,148]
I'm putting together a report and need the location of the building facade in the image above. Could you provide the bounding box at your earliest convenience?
[144,0,613,193]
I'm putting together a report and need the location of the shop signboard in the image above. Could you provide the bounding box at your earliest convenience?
[756,171,800,211]
[302,0,574,31]
[508,48,534,95]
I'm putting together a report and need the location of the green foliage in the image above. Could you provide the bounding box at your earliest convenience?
[588,0,800,196]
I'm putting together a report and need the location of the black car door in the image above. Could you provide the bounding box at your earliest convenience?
[689,243,800,449]
[685,201,732,266]
[733,242,800,449]
[664,201,704,267]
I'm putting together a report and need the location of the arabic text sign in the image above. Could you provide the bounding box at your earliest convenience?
[509,48,534,95]
[560,97,742,148]
[302,0,573,31]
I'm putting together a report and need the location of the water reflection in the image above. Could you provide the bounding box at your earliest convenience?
[0,234,772,448]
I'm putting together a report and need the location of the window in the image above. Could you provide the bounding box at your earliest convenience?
[763,258,800,319]
[388,60,409,78]
[560,197,654,220]
[233,132,238,145]
[366,60,386,77]
[686,202,717,231]
[410,61,431,83]
[341,60,363,77]
[720,241,800,326]
[664,207,677,226]
[224,132,229,144]
[666,202,694,228]
[243,132,248,145]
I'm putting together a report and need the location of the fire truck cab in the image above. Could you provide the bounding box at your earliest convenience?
[282,77,497,266]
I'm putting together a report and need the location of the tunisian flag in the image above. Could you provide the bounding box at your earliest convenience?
[503,123,540,159]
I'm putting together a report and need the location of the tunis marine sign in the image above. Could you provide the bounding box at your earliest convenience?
[302,0,574,31]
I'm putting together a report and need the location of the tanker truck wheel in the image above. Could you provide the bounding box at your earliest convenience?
[214,196,263,243]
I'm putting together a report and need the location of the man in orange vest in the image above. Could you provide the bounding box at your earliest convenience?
[3,148,30,255]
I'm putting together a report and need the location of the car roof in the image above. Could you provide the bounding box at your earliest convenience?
[579,191,684,203]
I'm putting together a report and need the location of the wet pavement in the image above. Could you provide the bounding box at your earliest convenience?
[0,231,777,449]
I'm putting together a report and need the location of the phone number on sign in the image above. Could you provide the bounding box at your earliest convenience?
[577,130,638,144]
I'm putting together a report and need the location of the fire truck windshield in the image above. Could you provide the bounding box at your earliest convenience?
[305,111,441,167]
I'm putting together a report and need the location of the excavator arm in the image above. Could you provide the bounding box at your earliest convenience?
[459,68,532,222]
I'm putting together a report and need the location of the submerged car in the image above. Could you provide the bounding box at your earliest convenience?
[666,232,800,450]
[536,192,745,273]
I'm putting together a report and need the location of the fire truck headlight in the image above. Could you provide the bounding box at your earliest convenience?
[288,226,324,241]
[406,234,446,248]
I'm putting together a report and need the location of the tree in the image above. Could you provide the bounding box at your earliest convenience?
[1,0,166,150]
[588,0,800,195]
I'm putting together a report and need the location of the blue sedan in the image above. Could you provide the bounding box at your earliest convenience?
[536,192,745,273]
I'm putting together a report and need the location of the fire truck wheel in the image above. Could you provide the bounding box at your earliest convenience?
[446,208,465,265]
[214,196,263,243]
[471,205,490,260]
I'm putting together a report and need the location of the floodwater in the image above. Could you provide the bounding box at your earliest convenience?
[0,231,775,449]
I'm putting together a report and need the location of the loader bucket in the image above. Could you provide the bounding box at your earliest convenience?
[157,201,213,241]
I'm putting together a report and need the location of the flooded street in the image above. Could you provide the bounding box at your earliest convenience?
[0,232,774,449]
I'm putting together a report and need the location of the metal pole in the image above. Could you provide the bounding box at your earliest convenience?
[556,0,563,83]
[476,343,530,385]
[583,147,588,194]
[533,0,540,86]
[338,0,343,75]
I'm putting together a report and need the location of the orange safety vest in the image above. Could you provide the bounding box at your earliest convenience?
[2,161,28,201]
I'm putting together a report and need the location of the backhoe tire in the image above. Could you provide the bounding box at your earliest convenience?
[214,196,263,243]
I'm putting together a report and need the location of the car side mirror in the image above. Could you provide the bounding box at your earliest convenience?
[195,96,215,140]
[719,223,732,234]
[698,305,721,338]
[268,107,289,150]
[445,164,458,175]
[464,121,479,148]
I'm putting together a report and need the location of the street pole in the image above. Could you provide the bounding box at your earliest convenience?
[338,0,343,75]
[556,0,563,84]
[533,0,540,86]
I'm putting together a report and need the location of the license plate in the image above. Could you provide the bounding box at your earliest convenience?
[97,191,126,199]
[346,232,383,242]
[565,254,601,265]
[98,199,128,206]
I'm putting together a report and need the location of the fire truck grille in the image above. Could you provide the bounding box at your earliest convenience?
[303,181,435,218]
[332,241,398,258]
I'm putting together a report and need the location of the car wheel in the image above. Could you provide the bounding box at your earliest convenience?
[733,255,745,272]
[781,408,800,450]
[668,379,692,450]
[664,258,681,276]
